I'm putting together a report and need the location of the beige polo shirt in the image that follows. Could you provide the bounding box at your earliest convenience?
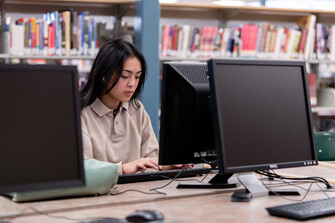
[81,98,158,175]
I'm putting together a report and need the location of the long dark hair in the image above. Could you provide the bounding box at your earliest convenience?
[80,39,147,109]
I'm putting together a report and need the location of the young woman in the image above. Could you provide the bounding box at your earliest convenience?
[80,39,184,175]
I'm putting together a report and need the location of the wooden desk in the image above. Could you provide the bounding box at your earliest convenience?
[1,163,335,223]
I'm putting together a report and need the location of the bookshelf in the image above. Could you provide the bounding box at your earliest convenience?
[3,1,335,132]
[159,3,335,131]
[0,0,161,136]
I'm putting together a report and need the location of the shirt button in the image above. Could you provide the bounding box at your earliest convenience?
[115,122,118,125]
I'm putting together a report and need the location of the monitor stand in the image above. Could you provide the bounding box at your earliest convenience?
[231,172,300,202]
[177,173,238,189]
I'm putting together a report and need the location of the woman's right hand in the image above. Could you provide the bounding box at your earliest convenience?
[122,157,162,174]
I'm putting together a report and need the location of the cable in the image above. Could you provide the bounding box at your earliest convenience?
[109,166,212,196]
[15,206,115,223]
[109,167,189,196]
[149,167,188,194]
[197,151,218,170]
[109,188,164,196]
[256,170,333,189]
[266,181,316,202]
[256,170,335,202]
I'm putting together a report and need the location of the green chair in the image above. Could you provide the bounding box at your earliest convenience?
[315,131,335,161]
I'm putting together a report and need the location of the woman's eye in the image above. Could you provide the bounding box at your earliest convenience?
[121,75,128,79]
[135,76,141,79]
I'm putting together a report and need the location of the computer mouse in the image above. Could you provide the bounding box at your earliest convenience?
[126,209,164,222]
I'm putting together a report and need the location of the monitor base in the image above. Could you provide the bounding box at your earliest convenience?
[177,173,238,189]
[177,182,237,189]
[231,188,300,202]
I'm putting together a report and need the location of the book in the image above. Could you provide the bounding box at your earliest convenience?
[72,11,78,55]
[43,13,49,56]
[161,25,170,57]
[330,25,335,61]
[296,15,316,60]
[240,24,258,57]
[30,17,37,55]
[307,73,317,106]
[60,10,71,56]
[273,26,284,58]
[316,23,326,60]
[11,18,25,56]
[48,12,56,56]
[298,28,308,59]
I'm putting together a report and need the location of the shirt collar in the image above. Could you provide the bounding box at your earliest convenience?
[90,98,129,117]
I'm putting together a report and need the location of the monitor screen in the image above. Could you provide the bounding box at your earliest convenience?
[0,64,85,193]
[159,62,216,166]
[207,59,317,175]
[207,59,317,199]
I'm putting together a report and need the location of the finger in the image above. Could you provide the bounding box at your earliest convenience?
[147,158,159,166]
[137,163,147,171]
[143,159,159,170]
[145,158,161,168]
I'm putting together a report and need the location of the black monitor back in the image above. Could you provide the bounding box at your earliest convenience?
[159,62,216,165]
[0,64,85,193]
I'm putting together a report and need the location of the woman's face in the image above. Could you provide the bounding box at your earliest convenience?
[101,57,142,109]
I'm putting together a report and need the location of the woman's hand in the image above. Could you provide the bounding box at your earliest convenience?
[122,157,162,174]
[161,163,194,170]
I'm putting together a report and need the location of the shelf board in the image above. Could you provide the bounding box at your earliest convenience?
[161,3,335,14]
[160,57,335,65]
[4,0,135,15]
[0,54,95,60]
[5,0,134,4]
[160,3,335,23]
[307,60,335,64]
[312,107,335,113]
[3,55,334,64]
[160,57,308,62]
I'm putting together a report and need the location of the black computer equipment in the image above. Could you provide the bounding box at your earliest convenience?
[206,59,317,200]
[117,167,210,184]
[266,197,335,220]
[159,62,217,166]
[0,64,85,193]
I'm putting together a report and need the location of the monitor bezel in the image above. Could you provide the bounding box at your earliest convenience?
[207,59,318,174]
[0,64,85,193]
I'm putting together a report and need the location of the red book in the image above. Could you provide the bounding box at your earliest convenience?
[161,25,170,57]
[298,28,308,55]
[48,23,55,56]
[307,73,317,106]
[241,24,258,56]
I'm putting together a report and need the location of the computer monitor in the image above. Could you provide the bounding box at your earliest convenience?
[0,64,85,193]
[207,59,317,200]
[159,62,216,166]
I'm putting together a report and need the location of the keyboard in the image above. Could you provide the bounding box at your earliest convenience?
[266,197,335,221]
[117,167,211,184]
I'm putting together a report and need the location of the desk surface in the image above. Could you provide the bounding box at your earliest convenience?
[2,163,335,223]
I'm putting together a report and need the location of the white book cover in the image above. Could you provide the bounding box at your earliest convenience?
[273,26,284,58]
[181,25,191,58]
[285,29,298,59]
[11,24,24,56]
[304,15,316,60]
[221,28,230,57]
